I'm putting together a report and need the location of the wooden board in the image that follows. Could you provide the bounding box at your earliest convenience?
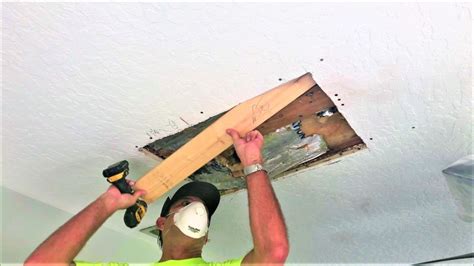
[135,73,317,203]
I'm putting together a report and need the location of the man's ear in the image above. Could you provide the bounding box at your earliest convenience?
[156,217,166,231]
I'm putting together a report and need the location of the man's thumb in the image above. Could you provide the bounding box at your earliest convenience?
[226,128,241,141]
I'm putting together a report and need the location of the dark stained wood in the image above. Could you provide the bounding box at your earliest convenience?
[256,85,335,135]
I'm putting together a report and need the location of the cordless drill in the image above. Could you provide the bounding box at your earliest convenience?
[102,160,147,228]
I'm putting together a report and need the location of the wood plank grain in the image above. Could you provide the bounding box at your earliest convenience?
[135,73,317,203]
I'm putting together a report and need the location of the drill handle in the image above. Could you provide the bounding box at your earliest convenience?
[113,176,134,194]
[103,160,147,228]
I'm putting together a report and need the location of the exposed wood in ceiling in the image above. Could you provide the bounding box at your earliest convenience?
[143,82,366,195]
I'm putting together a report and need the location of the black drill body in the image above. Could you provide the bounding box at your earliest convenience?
[102,160,147,228]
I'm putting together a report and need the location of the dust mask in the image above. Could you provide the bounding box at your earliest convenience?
[171,201,209,239]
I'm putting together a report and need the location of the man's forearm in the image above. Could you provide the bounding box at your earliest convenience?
[25,195,115,264]
[246,170,289,261]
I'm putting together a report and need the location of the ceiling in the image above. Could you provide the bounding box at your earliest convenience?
[2,2,472,263]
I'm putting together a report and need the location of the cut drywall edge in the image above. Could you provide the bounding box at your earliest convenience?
[140,81,366,196]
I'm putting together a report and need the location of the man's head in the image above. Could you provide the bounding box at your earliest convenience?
[156,181,220,249]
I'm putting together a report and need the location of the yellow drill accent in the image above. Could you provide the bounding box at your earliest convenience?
[107,172,124,183]
[135,205,146,222]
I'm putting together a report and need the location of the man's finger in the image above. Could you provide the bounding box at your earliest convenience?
[253,131,260,140]
[247,132,253,141]
[249,131,258,141]
[134,189,147,199]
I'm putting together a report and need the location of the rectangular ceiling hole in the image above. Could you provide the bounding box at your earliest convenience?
[142,83,366,195]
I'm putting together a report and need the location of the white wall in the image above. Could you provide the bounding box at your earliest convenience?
[1,186,160,264]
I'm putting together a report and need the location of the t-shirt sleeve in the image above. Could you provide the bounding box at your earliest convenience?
[208,257,244,266]
[73,260,129,266]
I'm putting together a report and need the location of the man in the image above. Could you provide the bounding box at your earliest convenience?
[25,129,289,265]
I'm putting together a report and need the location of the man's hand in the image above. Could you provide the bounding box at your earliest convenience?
[226,128,264,167]
[99,179,147,212]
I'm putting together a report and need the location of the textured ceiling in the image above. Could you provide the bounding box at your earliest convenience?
[2,2,472,263]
